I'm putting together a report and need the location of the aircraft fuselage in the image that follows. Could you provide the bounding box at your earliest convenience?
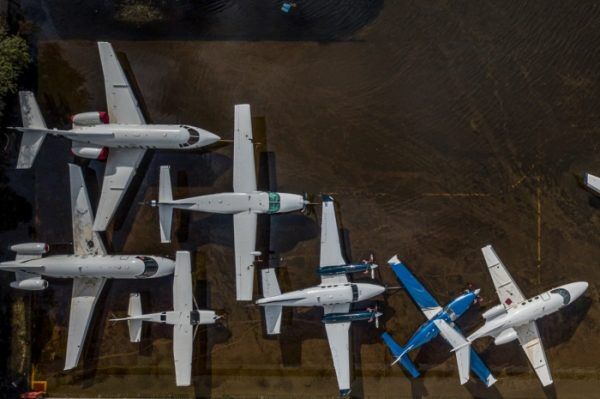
[133,310,218,326]
[61,124,219,150]
[167,191,305,214]
[0,254,174,279]
[256,282,385,307]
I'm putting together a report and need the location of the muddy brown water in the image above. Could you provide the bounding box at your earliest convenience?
[0,1,599,398]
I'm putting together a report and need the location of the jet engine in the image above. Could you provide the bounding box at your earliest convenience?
[71,144,109,160]
[10,242,49,255]
[10,278,48,290]
[494,328,518,345]
[482,304,506,321]
[71,111,109,126]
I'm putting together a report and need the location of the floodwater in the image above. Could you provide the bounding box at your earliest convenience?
[1,0,599,398]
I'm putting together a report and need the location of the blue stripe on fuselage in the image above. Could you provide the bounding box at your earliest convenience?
[390,261,440,311]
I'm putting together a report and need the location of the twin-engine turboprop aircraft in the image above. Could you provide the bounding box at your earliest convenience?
[381,257,496,387]
[464,245,588,387]
[13,41,220,232]
[256,195,385,397]
[0,164,176,371]
[111,251,220,386]
[152,104,307,301]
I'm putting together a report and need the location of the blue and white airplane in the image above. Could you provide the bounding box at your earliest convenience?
[381,256,496,387]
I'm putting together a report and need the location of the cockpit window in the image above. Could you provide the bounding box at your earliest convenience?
[268,192,281,213]
[550,288,570,305]
[351,284,359,302]
[187,128,200,146]
[136,256,159,278]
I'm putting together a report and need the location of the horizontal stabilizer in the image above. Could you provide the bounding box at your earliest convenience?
[127,293,143,343]
[381,332,420,378]
[433,319,470,385]
[158,165,174,243]
[16,91,47,169]
[261,268,282,334]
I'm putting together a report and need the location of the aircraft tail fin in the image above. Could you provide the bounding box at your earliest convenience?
[157,165,175,243]
[381,332,420,378]
[260,268,282,335]
[15,91,48,169]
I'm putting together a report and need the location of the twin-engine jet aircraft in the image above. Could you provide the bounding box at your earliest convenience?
[111,251,220,386]
[256,195,384,397]
[465,245,588,386]
[0,164,176,370]
[152,104,306,300]
[13,41,220,232]
[381,257,496,387]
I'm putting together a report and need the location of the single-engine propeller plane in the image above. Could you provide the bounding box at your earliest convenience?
[381,256,496,387]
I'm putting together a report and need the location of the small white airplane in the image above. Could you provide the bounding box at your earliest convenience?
[464,245,588,387]
[152,104,306,301]
[584,173,600,195]
[256,195,385,397]
[111,251,220,386]
[0,164,176,371]
[13,41,220,232]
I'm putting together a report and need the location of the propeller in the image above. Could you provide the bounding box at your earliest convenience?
[466,283,484,304]
[362,252,379,279]
[367,305,382,328]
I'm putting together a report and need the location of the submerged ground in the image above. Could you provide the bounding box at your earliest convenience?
[0,1,599,398]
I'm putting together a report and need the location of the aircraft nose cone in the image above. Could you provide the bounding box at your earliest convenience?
[567,281,589,301]
[277,193,306,213]
[473,288,481,296]
[202,131,220,146]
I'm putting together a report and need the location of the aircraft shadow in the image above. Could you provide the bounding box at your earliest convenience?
[25,0,384,42]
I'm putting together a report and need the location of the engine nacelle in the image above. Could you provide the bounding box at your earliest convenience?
[71,111,109,126]
[71,145,109,160]
[482,303,506,321]
[494,328,518,345]
[10,242,49,255]
[10,278,49,291]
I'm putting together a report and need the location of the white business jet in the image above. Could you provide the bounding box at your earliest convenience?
[13,42,220,231]
[256,195,384,397]
[465,245,588,386]
[0,164,176,370]
[152,104,306,300]
[111,251,220,386]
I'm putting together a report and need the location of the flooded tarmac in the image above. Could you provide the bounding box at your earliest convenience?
[1,0,599,398]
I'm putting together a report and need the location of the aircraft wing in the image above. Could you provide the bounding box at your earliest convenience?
[387,255,442,319]
[584,173,600,195]
[97,42,145,124]
[69,164,107,255]
[233,104,257,193]
[173,322,194,386]
[93,147,146,231]
[319,196,348,285]
[233,211,257,301]
[173,251,193,312]
[516,321,553,386]
[323,303,352,396]
[64,277,106,370]
[481,245,525,308]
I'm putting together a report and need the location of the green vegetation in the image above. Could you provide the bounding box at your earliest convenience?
[0,27,29,119]
[116,0,164,26]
